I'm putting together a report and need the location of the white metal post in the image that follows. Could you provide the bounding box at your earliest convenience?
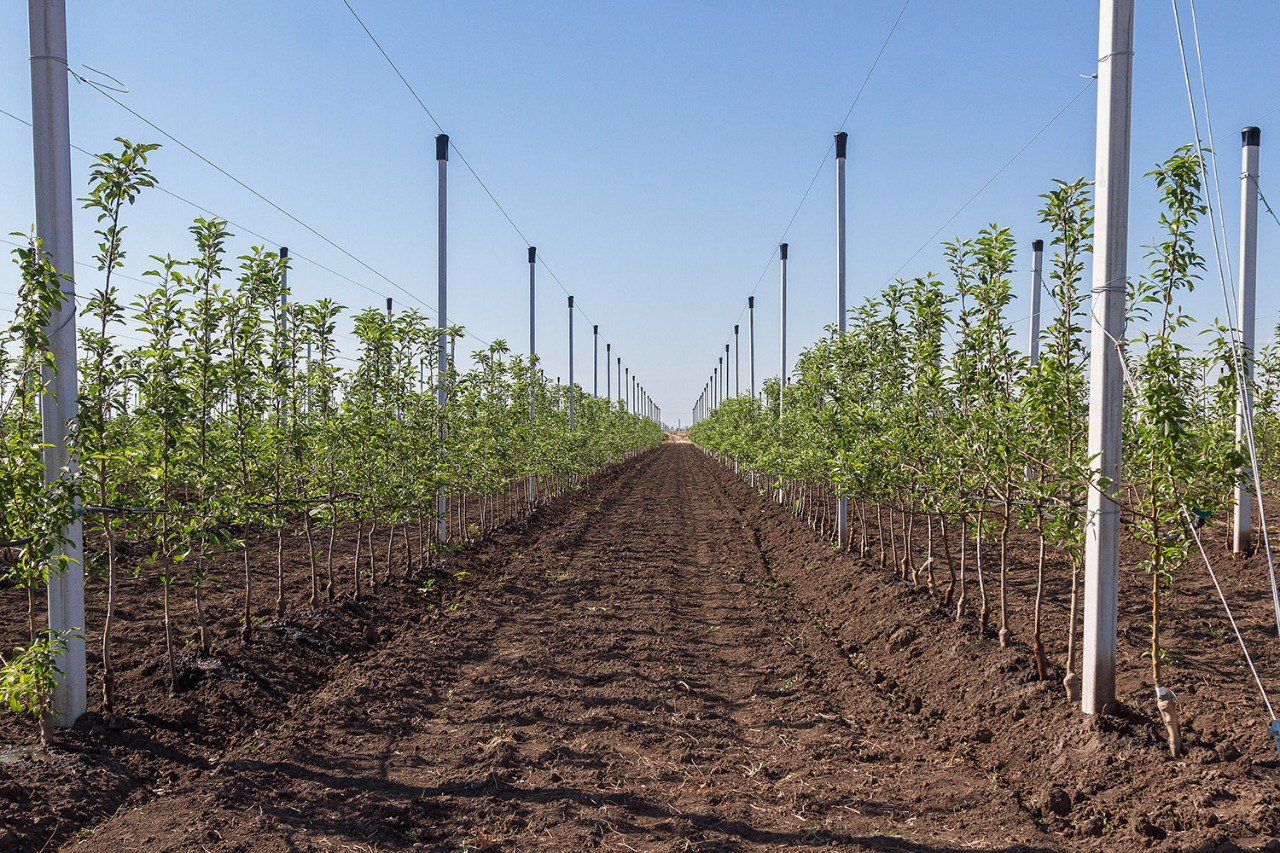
[1082,0,1134,716]
[29,0,85,727]
[618,357,623,408]
[749,296,756,399]
[779,243,788,417]
[436,133,449,541]
[835,131,849,550]
[624,366,629,412]
[1028,239,1044,364]
[606,342,612,402]
[725,344,731,400]
[1023,238,1045,483]
[593,324,599,397]
[567,296,575,429]
[528,246,537,503]
[734,324,740,396]
[1234,127,1261,553]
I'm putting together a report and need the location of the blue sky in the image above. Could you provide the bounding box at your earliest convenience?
[2,1,1279,425]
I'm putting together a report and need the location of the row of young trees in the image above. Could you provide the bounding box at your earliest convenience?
[0,139,663,741]
[691,147,1253,757]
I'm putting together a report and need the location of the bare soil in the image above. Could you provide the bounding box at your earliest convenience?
[0,442,1278,850]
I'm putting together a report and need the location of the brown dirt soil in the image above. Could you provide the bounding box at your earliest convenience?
[2,443,1279,850]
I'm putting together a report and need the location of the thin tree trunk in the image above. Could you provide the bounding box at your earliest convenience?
[1063,558,1081,702]
[384,522,396,584]
[976,513,988,636]
[241,522,253,644]
[402,523,413,579]
[367,522,379,592]
[326,515,337,604]
[101,524,119,711]
[305,511,317,607]
[276,526,286,619]
[998,507,1011,648]
[1033,530,1047,680]
[940,514,956,606]
[876,505,885,568]
[352,520,363,602]
[163,580,177,696]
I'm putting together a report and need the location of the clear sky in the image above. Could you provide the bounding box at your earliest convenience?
[2,1,1279,425]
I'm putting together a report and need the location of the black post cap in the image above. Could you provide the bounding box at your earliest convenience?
[528,246,536,263]
[1244,126,1261,147]
[835,131,849,159]
[779,242,788,260]
[279,246,289,259]
[593,324,598,334]
[725,344,730,353]
[748,296,754,308]
[568,295,574,307]
[1032,239,1044,252]
[607,342,611,351]
[435,134,450,160]
[386,297,393,313]
[734,324,739,333]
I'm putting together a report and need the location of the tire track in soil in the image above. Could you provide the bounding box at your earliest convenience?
[70,444,1058,851]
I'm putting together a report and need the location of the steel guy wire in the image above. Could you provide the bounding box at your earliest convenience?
[880,78,1096,290]
[723,0,912,336]
[3,100,495,351]
[1172,0,1280,642]
[1186,505,1278,721]
[838,0,911,131]
[64,73,438,322]
[1189,0,1237,314]
[1084,275,1278,721]
[1256,177,1280,233]
[0,105,396,311]
[339,0,615,358]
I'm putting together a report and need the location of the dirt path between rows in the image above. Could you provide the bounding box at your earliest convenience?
[67,438,1280,850]
[66,443,1278,851]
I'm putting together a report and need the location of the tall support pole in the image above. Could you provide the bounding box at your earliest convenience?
[1081,0,1134,716]
[567,296,575,430]
[529,247,537,361]
[435,133,450,541]
[618,358,623,408]
[779,243,788,417]
[714,365,720,406]
[1027,239,1045,364]
[1233,127,1262,554]
[606,343,612,402]
[29,0,85,727]
[1023,239,1045,483]
[528,246,537,503]
[624,366,629,412]
[725,344,731,399]
[592,325,599,397]
[734,324,741,396]
[835,131,850,550]
[749,296,756,399]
